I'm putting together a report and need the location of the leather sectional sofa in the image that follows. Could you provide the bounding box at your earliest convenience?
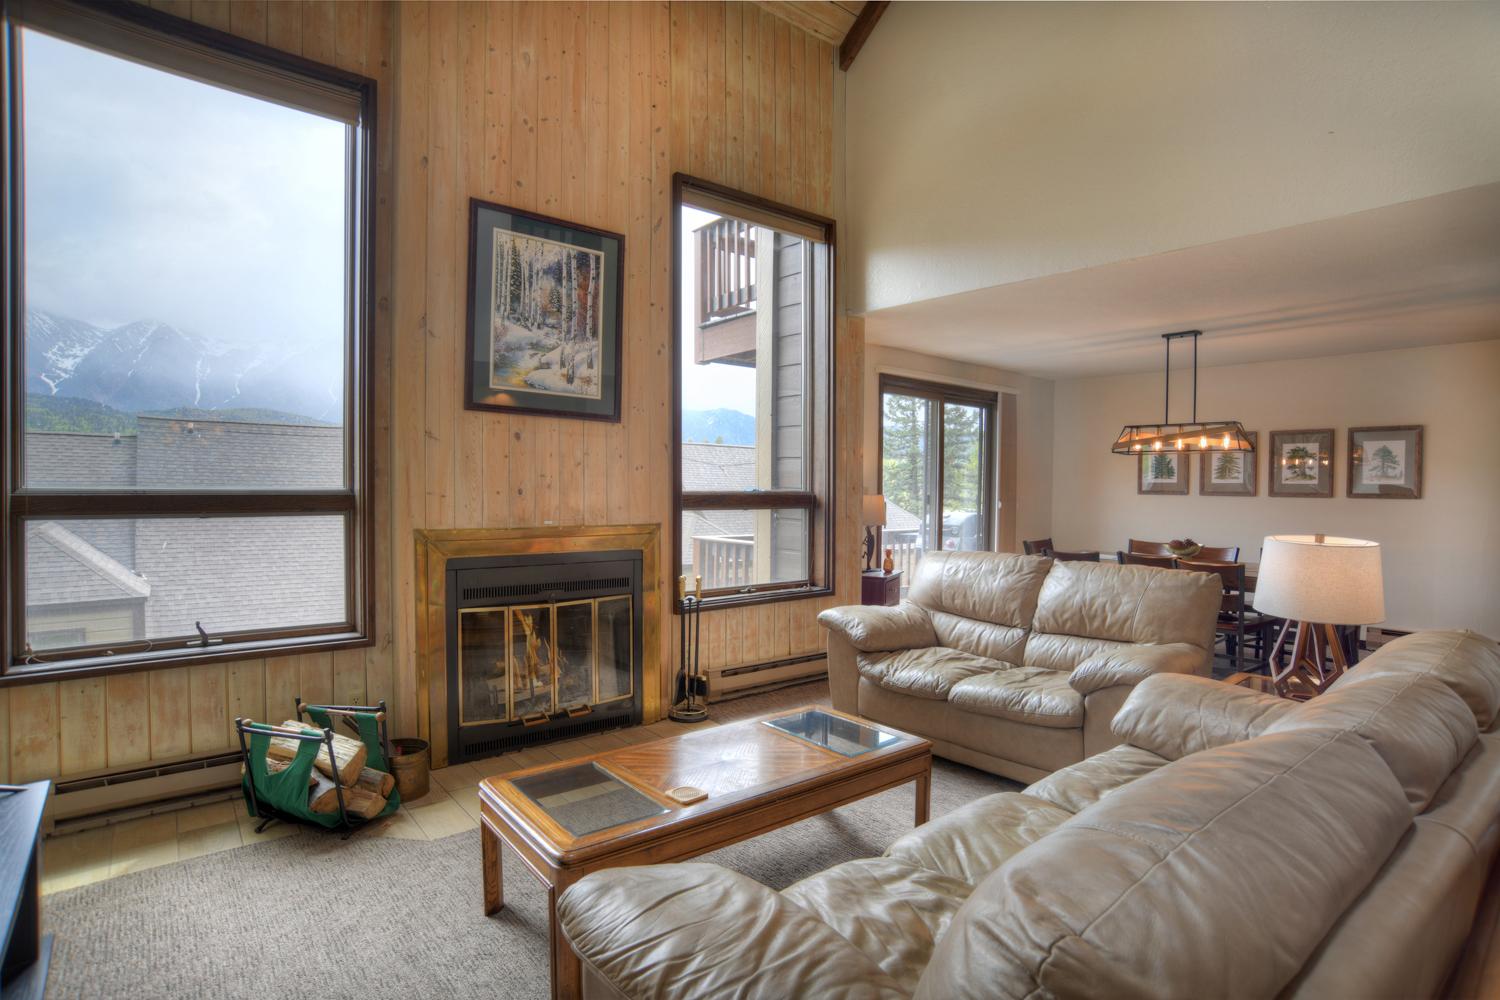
[818,550,1224,782]
[559,629,1500,999]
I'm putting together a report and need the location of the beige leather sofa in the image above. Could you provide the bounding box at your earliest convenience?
[818,550,1223,782]
[558,629,1500,999]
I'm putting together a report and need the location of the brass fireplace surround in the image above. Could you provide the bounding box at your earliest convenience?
[414,525,661,769]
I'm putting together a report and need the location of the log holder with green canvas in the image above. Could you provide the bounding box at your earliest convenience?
[236,700,400,839]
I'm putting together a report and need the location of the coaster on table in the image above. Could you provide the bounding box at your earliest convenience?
[666,785,707,805]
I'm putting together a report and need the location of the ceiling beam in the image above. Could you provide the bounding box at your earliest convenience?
[839,0,889,71]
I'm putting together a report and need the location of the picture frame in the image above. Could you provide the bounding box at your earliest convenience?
[1348,425,1423,499]
[1198,431,1257,496]
[464,198,624,421]
[1268,428,1334,498]
[1138,450,1189,495]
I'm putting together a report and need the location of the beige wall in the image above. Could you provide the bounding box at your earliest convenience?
[863,344,1053,551]
[846,2,1500,313]
[1051,339,1500,635]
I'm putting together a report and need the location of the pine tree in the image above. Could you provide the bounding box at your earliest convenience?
[1213,452,1240,480]
[1370,445,1400,477]
[1150,453,1176,481]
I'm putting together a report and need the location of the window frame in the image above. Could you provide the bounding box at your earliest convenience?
[876,373,999,556]
[671,174,836,612]
[1,0,378,681]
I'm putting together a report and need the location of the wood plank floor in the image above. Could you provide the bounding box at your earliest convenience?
[39,716,727,896]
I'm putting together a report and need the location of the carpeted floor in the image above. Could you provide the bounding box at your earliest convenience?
[43,689,1015,1000]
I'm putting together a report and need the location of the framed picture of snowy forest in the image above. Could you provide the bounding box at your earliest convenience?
[1199,430,1257,496]
[1348,425,1423,499]
[465,198,623,420]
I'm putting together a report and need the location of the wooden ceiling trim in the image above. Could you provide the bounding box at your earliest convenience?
[753,2,860,46]
[838,0,889,71]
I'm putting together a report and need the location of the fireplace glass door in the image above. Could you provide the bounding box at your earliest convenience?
[457,594,635,728]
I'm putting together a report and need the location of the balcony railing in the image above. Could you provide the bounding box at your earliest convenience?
[692,534,754,591]
[696,217,757,324]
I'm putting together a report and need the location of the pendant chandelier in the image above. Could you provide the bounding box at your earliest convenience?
[1111,330,1254,455]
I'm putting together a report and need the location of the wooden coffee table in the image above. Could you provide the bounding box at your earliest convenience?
[477,705,932,999]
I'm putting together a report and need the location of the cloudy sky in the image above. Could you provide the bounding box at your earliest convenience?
[22,27,347,360]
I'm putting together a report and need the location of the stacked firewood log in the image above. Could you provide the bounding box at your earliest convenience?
[259,720,395,820]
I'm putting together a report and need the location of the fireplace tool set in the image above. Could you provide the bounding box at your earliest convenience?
[670,575,710,723]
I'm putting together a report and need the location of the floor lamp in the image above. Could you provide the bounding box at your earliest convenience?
[1253,534,1384,699]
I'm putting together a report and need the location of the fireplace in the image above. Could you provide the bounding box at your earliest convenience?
[444,551,643,762]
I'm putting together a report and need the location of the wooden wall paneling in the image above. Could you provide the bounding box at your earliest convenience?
[9,684,58,783]
[188,663,228,754]
[301,2,336,64]
[424,2,458,532]
[580,3,610,529]
[704,2,727,182]
[105,673,150,769]
[772,16,793,204]
[297,652,334,708]
[264,655,299,727]
[148,668,190,759]
[225,659,266,738]
[818,39,834,214]
[756,5,777,202]
[723,1,744,191]
[228,0,268,43]
[481,3,514,529]
[625,1,654,527]
[0,691,9,783]
[507,2,539,529]
[58,677,105,775]
[332,648,367,707]
[651,0,673,710]
[188,0,230,32]
[454,2,487,531]
[391,0,431,738]
[557,3,588,528]
[600,3,630,524]
[265,0,303,54]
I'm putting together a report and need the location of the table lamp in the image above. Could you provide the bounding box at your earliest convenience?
[1253,534,1384,698]
[862,494,887,572]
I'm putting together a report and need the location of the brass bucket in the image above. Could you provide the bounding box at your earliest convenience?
[389,738,430,802]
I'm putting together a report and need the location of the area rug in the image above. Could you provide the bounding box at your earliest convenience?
[43,759,1014,1000]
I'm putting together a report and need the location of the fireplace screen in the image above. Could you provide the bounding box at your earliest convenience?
[458,595,634,727]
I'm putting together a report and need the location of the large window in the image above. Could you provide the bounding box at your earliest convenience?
[673,176,833,607]
[879,375,997,582]
[3,2,375,675]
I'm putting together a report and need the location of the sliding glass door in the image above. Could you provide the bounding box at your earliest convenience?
[878,376,997,581]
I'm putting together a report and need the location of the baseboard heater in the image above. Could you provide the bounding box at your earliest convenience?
[49,752,243,827]
[710,653,827,700]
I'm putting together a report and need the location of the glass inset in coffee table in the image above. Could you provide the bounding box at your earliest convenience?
[476,705,931,1000]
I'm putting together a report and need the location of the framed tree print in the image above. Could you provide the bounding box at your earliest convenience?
[1138,450,1188,495]
[1268,429,1334,497]
[1348,425,1423,498]
[1199,431,1257,496]
[465,198,624,421]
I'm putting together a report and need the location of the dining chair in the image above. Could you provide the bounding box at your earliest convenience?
[1178,558,1274,672]
[1195,545,1241,562]
[1053,549,1101,563]
[1023,538,1054,556]
[1118,551,1176,569]
[1127,539,1174,556]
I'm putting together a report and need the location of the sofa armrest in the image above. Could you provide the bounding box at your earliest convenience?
[818,602,936,653]
[1110,673,1296,760]
[1068,642,1208,696]
[559,864,906,1000]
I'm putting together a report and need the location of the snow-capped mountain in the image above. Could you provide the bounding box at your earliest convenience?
[24,309,343,422]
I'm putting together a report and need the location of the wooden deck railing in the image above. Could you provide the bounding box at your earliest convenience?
[693,535,754,591]
[696,217,757,323]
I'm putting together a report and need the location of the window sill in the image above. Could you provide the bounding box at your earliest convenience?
[674,584,834,615]
[2,630,372,686]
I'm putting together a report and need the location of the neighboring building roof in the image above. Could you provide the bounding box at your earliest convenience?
[134,416,342,489]
[680,442,754,492]
[24,432,136,489]
[25,521,149,607]
[885,499,922,533]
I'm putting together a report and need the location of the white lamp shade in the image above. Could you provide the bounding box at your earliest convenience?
[862,494,887,527]
[1253,535,1385,625]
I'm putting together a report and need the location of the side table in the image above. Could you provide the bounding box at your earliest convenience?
[861,570,901,606]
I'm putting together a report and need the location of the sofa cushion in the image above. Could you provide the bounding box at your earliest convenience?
[1110,672,1295,760]
[908,550,1052,629]
[856,647,1003,701]
[1265,672,1477,812]
[1023,743,1169,813]
[1068,642,1211,695]
[885,792,1072,886]
[1030,560,1221,653]
[1018,631,1133,672]
[780,857,973,995]
[1331,629,1500,733]
[948,667,1083,729]
[912,730,1414,1000]
[930,610,1029,665]
[818,601,937,653]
